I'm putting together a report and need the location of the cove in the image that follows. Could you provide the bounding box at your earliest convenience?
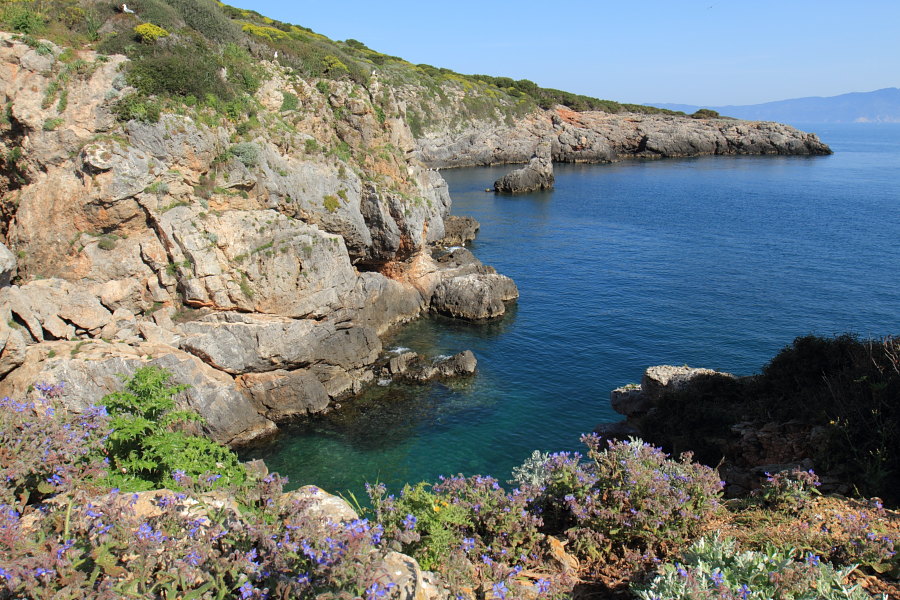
[241,123,900,497]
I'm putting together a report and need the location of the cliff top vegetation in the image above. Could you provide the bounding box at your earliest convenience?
[0,0,684,124]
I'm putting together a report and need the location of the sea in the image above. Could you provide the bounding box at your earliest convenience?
[240,123,900,499]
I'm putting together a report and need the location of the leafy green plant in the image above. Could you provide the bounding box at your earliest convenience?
[634,536,884,600]
[112,93,162,123]
[101,366,246,491]
[4,5,45,34]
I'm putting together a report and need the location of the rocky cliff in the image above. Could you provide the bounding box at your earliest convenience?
[0,18,830,448]
[0,32,516,446]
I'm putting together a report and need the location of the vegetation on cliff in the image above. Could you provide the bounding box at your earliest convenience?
[0,0,681,140]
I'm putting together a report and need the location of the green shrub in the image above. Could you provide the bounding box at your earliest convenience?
[164,0,238,43]
[96,235,117,251]
[101,366,246,491]
[304,138,319,154]
[315,80,329,95]
[634,536,882,600]
[4,5,45,34]
[134,22,169,44]
[230,142,259,167]
[692,108,721,119]
[126,39,230,99]
[322,194,339,213]
[112,93,161,123]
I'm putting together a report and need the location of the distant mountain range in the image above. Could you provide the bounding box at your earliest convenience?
[649,88,900,123]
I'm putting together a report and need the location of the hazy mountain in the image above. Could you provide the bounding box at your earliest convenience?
[649,88,900,123]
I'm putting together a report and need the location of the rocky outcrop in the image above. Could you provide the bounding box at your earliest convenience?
[608,365,730,418]
[415,107,831,169]
[494,140,554,193]
[439,215,479,246]
[431,273,519,320]
[0,341,277,445]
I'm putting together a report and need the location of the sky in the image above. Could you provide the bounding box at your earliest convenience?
[225,0,900,107]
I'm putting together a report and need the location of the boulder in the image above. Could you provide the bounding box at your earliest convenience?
[237,369,330,421]
[0,341,277,446]
[371,551,448,600]
[430,273,518,320]
[440,215,479,246]
[280,485,359,524]
[494,153,554,193]
[641,365,728,401]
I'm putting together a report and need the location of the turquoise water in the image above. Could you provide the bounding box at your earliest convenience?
[241,124,900,497]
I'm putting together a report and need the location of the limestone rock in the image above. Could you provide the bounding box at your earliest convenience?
[177,313,381,395]
[440,215,480,246]
[609,384,649,417]
[387,350,477,382]
[641,365,729,401]
[0,341,277,446]
[430,273,519,320]
[237,369,330,421]
[494,141,554,193]
[280,485,359,524]
[372,551,448,600]
[0,243,15,286]
[158,207,359,318]
[2,279,113,342]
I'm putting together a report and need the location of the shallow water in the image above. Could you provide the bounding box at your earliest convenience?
[241,123,900,498]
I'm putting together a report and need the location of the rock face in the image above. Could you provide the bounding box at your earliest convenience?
[415,107,832,169]
[440,215,480,246]
[0,32,508,445]
[494,141,554,193]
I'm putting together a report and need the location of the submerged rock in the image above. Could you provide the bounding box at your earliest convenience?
[386,350,477,382]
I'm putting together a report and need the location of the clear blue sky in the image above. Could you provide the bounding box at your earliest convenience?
[225,0,900,106]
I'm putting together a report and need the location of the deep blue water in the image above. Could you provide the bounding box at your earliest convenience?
[242,123,900,497]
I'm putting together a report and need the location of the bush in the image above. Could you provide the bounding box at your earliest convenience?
[633,536,883,600]
[531,436,723,561]
[755,468,821,511]
[101,366,246,491]
[229,142,259,168]
[112,93,161,123]
[0,389,109,508]
[133,22,169,44]
[369,476,573,598]
[126,39,230,99]
[3,5,45,34]
[164,0,238,43]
